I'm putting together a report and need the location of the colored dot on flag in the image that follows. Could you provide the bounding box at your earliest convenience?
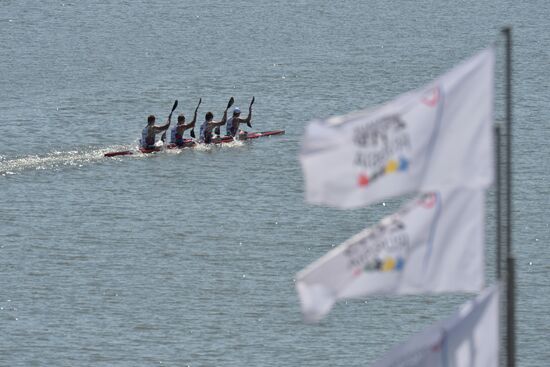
[396,258,405,270]
[385,160,398,174]
[358,173,369,187]
[399,157,409,171]
[382,257,396,271]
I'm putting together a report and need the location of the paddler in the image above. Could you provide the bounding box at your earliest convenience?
[170,98,201,146]
[141,114,171,149]
[199,97,234,144]
[225,96,254,138]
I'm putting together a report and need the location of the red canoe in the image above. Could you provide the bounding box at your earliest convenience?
[104,130,285,157]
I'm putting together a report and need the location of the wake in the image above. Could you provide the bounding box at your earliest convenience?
[0,139,246,175]
[0,145,129,176]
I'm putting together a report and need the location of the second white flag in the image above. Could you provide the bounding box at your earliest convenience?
[296,187,486,322]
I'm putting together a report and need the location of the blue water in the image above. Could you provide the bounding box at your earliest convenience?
[1,1,548,365]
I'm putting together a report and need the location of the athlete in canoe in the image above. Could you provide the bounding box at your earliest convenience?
[170,98,201,146]
[225,97,254,138]
[141,114,171,149]
[199,97,234,144]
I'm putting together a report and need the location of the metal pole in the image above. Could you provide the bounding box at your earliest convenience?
[495,124,506,366]
[503,30,513,260]
[501,26,515,367]
[495,125,501,280]
[506,256,516,367]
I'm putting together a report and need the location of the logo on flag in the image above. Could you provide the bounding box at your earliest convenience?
[353,114,411,188]
[354,86,441,188]
[346,193,439,278]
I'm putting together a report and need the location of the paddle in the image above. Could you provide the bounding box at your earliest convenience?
[190,98,201,139]
[246,96,255,128]
[169,99,178,119]
[215,97,235,136]
[160,100,178,145]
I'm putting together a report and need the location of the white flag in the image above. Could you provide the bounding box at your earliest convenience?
[300,47,494,208]
[370,284,500,367]
[295,188,485,322]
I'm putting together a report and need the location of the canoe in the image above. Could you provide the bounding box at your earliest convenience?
[104,130,285,157]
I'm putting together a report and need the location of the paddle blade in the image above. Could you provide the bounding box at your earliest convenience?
[247,121,252,128]
[227,97,234,109]
[168,100,178,120]
[161,131,167,142]
[214,126,220,136]
[250,96,255,107]
[190,129,195,138]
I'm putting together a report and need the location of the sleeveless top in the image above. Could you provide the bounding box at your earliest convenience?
[170,126,183,145]
[200,121,211,142]
[141,126,154,147]
[226,117,235,136]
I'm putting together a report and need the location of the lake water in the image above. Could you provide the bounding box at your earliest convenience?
[1,1,548,366]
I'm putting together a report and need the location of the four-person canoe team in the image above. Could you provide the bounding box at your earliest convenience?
[141,96,253,149]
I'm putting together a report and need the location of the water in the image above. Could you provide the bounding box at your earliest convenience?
[1,1,549,365]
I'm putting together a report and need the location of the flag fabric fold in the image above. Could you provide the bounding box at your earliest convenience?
[300,47,495,208]
[295,187,485,322]
[369,284,500,367]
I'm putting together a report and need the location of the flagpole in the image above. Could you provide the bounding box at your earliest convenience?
[501,26,516,367]
[495,123,506,366]
[495,124,501,281]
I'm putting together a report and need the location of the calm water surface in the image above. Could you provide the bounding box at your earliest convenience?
[1,1,548,366]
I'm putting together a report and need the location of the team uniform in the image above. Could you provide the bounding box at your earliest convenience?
[226,116,239,137]
[140,126,155,148]
[200,121,215,144]
[226,107,248,138]
[170,126,184,146]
